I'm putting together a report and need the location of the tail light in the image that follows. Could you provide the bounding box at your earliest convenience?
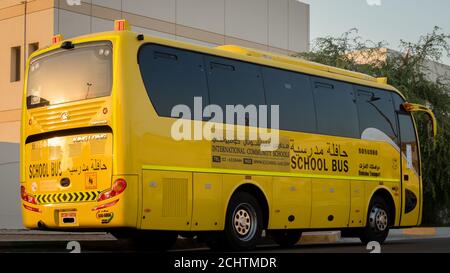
[21,186,37,205]
[97,178,127,202]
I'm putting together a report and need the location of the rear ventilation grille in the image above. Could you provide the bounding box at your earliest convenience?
[31,100,104,131]
[162,178,188,217]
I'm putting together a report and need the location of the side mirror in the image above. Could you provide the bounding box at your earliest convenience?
[402,102,437,138]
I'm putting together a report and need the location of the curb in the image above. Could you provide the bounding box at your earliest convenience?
[0,230,115,243]
[299,231,341,245]
[401,228,437,236]
[173,231,342,249]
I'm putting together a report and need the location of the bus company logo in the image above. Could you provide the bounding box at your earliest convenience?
[66,0,81,6]
[72,134,107,143]
[60,111,70,121]
[170,97,280,152]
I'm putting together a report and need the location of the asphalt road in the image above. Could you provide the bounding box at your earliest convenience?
[2,237,450,253]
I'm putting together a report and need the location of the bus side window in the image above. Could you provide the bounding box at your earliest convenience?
[205,56,266,126]
[391,93,420,172]
[311,77,359,138]
[356,88,399,144]
[398,113,420,174]
[262,67,316,132]
[138,44,210,119]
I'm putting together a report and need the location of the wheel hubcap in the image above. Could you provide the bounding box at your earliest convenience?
[369,207,388,232]
[232,203,257,241]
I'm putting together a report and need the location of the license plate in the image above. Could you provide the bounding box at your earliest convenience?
[59,211,78,226]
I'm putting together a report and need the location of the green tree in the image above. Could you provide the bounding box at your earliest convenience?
[296,28,450,225]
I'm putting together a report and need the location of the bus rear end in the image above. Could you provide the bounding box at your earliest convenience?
[20,33,133,230]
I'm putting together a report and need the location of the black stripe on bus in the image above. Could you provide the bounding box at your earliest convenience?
[25,126,113,144]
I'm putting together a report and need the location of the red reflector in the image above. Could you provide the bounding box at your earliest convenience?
[92,199,119,211]
[23,204,41,213]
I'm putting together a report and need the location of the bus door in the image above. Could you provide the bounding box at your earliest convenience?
[398,113,421,226]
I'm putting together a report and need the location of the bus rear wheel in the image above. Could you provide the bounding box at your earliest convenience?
[219,191,263,251]
[271,230,302,248]
[359,196,390,245]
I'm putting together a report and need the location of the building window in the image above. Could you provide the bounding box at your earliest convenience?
[10,46,21,82]
[28,43,39,57]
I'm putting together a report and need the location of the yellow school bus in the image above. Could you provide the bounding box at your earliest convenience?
[20,20,436,250]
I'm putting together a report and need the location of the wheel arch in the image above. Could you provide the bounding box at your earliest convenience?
[368,188,397,226]
[225,183,270,230]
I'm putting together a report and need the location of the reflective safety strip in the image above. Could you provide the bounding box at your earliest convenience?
[142,164,401,183]
[35,191,102,204]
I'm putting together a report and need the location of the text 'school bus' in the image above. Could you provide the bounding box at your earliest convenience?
[21,20,437,251]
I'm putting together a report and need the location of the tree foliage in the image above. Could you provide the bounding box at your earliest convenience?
[296,27,450,225]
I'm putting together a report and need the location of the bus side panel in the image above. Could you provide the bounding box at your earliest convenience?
[191,173,224,231]
[400,164,421,226]
[349,180,366,228]
[310,179,350,228]
[141,170,193,231]
[271,177,311,229]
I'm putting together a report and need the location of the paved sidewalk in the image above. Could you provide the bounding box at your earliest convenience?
[0,229,115,242]
[0,227,448,248]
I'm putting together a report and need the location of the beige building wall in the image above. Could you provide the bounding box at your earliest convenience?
[0,0,309,229]
[0,3,56,144]
[54,0,309,52]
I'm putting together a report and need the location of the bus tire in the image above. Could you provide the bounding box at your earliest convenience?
[271,230,302,248]
[359,196,390,245]
[222,191,263,251]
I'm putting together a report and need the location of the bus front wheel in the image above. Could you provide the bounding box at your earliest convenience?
[221,191,263,251]
[359,196,390,245]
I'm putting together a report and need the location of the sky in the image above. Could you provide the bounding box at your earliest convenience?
[301,0,450,65]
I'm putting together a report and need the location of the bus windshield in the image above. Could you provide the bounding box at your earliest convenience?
[26,41,112,109]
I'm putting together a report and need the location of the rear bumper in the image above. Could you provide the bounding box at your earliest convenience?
[21,175,139,230]
[21,197,134,229]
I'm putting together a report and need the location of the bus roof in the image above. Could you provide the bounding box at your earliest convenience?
[215,45,388,85]
[35,30,406,100]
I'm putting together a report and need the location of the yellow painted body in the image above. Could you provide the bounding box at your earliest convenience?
[20,30,424,232]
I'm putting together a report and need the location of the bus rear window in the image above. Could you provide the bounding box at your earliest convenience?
[26,41,112,109]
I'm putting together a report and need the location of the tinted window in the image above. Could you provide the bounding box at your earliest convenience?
[138,44,209,118]
[27,42,112,109]
[311,77,359,138]
[392,92,407,112]
[356,87,398,143]
[262,67,316,132]
[206,56,266,112]
[399,114,420,174]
